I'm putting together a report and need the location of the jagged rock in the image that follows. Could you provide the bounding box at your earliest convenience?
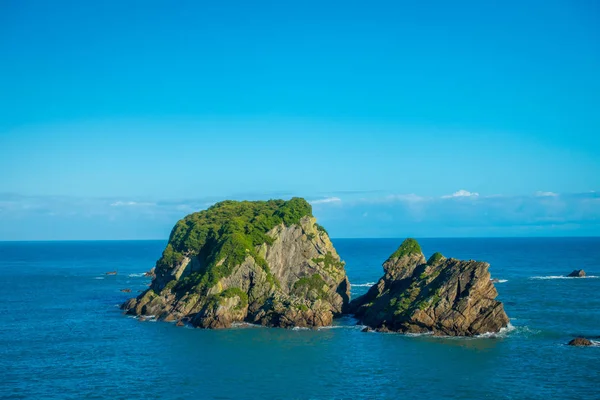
[350,238,509,336]
[567,269,585,277]
[568,337,592,346]
[163,313,177,322]
[121,198,349,329]
[143,268,155,278]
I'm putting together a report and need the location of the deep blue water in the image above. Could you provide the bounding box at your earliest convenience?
[1,238,599,399]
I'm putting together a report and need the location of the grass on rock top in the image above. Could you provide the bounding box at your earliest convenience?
[389,238,422,259]
[427,252,445,265]
[156,198,314,294]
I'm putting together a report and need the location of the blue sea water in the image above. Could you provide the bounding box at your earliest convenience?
[1,238,599,399]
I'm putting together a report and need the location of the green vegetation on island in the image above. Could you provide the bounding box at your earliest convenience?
[159,198,313,292]
[122,197,350,329]
[389,238,422,259]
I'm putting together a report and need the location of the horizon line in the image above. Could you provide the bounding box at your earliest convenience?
[1,235,600,243]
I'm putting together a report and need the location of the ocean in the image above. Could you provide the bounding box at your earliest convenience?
[1,238,599,399]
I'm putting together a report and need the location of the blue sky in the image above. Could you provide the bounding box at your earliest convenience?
[1,0,599,239]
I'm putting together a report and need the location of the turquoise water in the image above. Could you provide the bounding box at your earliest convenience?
[1,238,599,399]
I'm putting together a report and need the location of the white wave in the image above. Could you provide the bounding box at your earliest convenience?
[351,282,376,287]
[231,322,264,329]
[475,323,516,338]
[291,326,310,331]
[591,340,600,347]
[128,273,146,277]
[530,275,599,280]
[135,315,156,322]
[405,331,435,337]
[317,324,365,331]
[492,279,508,283]
[94,277,104,280]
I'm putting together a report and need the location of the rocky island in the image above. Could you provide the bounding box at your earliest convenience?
[122,198,350,329]
[350,239,509,336]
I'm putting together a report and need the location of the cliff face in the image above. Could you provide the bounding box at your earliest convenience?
[350,239,509,336]
[122,198,350,329]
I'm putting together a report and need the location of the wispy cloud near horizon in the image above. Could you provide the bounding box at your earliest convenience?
[441,190,480,199]
[310,197,342,205]
[110,201,156,207]
[535,191,559,197]
[0,190,599,240]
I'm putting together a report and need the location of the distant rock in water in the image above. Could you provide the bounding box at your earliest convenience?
[105,271,117,275]
[567,269,585,278]
[121,198,350,329]
[350,238,509,336]
[120,288,131,293]
[568,337,592,346]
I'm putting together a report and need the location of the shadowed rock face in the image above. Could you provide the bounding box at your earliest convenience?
[350,239,509,336]
[567,269,585,277]
[121,198,349,329]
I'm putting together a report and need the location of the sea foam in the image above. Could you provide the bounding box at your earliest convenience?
[475,323,516,338]
[351,282,376,287]
[530,275,599,280]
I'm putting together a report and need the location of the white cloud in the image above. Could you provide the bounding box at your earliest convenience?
[535,191,558,197]
[355,194,428,204]
[110,201,155,207]
[385,194,426,202]
[441,190,480,199]
[310,197,342,205]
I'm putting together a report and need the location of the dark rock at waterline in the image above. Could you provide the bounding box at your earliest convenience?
[568,337,592,346]
[163,313,177,322]
[361,327,373,333]
[350,238,509,336]
[567,269,585,277]
[120,288,131,293]
[105,271,117,275]
[143,268,155,278]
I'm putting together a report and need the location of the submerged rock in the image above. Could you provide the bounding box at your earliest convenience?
[120,288,131,293]
[350,239,509,336]
[105,271,117,275]
[567,269,585,278]
[568,337,592,346]
[121,198,349,329]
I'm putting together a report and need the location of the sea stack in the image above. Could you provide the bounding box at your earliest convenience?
[350,238,509,336]
[122,198,350,329]
[567,269,586,278]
